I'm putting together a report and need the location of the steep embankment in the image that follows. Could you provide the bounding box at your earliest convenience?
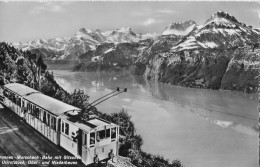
[134,46,259,93]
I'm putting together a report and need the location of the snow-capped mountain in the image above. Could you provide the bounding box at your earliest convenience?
[13,27,152,61]
[139,32,158,40]
[11,11,260,92]
[162,20,196,36]
[13,35,92,60]
[172,11,259,51]
[132,11,260,93]
[102,27,141,43]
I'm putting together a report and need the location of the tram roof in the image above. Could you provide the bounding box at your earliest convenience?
[60,114,116,132]
[25,93,81,116]
[4,83,39,96]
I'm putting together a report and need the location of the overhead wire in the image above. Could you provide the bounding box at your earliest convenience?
[52,72,258,121]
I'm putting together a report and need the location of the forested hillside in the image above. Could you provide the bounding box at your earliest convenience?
[0,42,183,167]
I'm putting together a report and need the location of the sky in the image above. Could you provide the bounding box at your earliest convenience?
[0,1,259,43]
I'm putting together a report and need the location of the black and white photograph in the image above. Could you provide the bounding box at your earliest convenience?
[0,1,259,167]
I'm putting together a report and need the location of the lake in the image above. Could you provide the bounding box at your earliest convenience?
[52,70,258,167]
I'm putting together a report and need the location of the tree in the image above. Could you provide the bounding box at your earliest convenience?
[36,56,47,73]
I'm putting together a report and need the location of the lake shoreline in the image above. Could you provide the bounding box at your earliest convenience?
[52,69,258,167]
[48,68,258,100]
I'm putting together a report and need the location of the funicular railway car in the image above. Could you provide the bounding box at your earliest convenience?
[2,83,119,166]
[23,93,81,145]
[3,83,39,117]
[59,112,119,165]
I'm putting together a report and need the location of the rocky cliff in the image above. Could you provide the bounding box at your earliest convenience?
[132,11,260,93]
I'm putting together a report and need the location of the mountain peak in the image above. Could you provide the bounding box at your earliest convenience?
[162,20,196,36]
[78,28,93,34]
[78,28,87,34]
[210,11,238,23]
[117,27,132,33]
[169,20,196,26]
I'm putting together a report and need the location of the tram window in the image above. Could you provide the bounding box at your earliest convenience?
[53,117,56,131]
[10,93,12,100]
[3,89,7,97]
[90,132,95,145]
[12,95,16,103]
[31,105,34,115]
[12,94,15,103]
[5,91,9,99]
[39,110,43,121]
[47,114,50,126]
[61,121,64,133]
[42,110,44,121]
[5,90,10,99]
[16,97,19,105]
[6,91,10,99]
[51,117,56,131]
[84,133,87,146]
[11,94,13,102]
[52,117,56,131]
[35,108,39,119]
[46,113,49,125]
[111,127,116,139]
[50,116,53,128]
[27,103,30,113]
[38,109,40,119]
[43,111,46,124]
[106,129,110,138]
[34,106,37,116]
[65,123,69,135]
[97,130,105,141]
[17,97,19,105]
[33,106,36,117]
[4,90,8,98]
[31,105,35,116]
[9,93,12,101]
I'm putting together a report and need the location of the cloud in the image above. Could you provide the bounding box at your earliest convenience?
[30,2,66,14]
[157,9,176,14]
[143,18,156,26]
[131,9,151,16]
[131,9,176,17]
[257,2,260,18]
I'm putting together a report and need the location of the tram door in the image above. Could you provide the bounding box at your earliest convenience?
[78,129,83,157]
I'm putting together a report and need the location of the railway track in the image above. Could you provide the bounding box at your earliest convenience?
[0,115,43,157]
[0,107,87,167]
[0,141,19,167]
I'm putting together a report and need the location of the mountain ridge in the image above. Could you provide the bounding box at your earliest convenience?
[11,11,260,93]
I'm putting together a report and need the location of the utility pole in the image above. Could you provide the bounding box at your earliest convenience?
[39,65,41,90]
